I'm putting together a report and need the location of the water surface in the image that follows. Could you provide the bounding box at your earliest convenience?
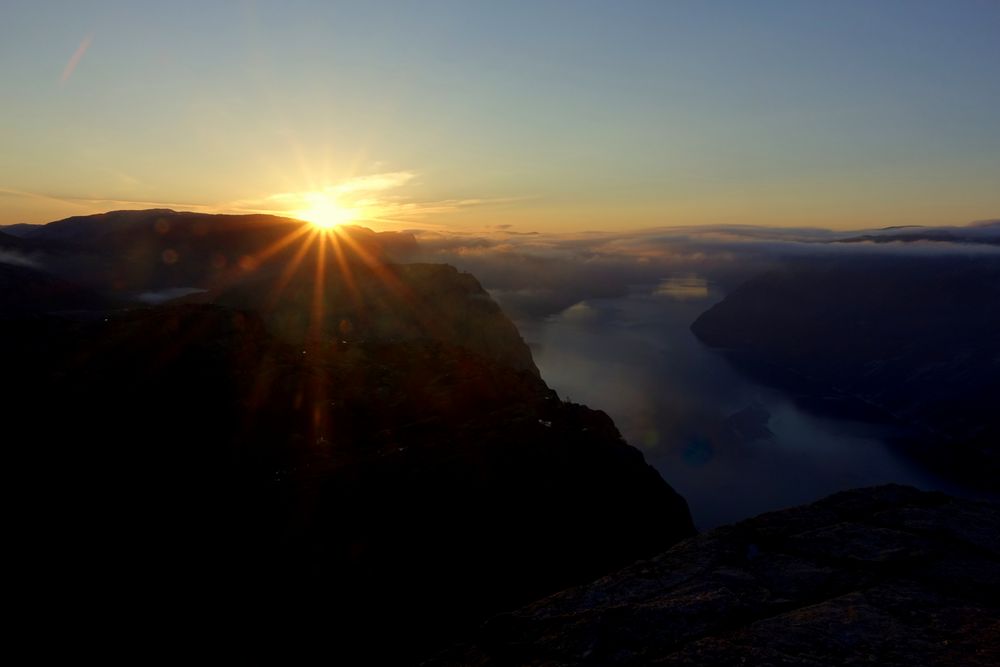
[515,278,961,529]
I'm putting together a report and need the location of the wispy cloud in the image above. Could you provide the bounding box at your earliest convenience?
[0,187,220,223]
[60,33,94,84]
[330,171,415,194]
[225,171,416,212]
[2,167,525,228]
[222,171,517,227]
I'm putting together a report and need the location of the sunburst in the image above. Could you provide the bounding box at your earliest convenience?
[217,201,441,444]
[293,191,358,230]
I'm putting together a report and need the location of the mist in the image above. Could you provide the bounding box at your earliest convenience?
[410,221,999,527]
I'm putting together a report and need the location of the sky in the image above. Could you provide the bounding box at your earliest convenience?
[1,1,998,231]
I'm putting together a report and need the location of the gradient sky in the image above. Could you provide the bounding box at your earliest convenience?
[2,1,998,231]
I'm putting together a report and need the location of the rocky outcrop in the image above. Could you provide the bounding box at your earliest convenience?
[5,209,689,661]
[3,300,692,663]
[430,484,1000,666]
[211,259,540,375]
[6,209,531,373]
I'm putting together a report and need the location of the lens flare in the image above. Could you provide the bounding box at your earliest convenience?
[294,192,357,230]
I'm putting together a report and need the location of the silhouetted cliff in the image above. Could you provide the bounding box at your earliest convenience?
[2,211,694,662]
[3,209,531,372]
[691,256,1000,488]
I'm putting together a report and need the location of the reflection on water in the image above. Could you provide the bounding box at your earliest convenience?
[654,275,709,300]
[515,278,962,529]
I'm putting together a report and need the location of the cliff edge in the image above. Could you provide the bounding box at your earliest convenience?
[431,484,1000,666]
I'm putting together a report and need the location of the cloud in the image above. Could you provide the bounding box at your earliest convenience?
[0,251,40,268]
[60,33,94,84]
[220,171,516,226]
[228,171,417,212]
[135,287,207,305]
[408,221,1000,321]
[0,187,218,214]
[330,171,415,194]
[0,187,230,226]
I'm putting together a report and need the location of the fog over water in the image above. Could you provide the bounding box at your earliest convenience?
[513,277,960,529]
[423,223,1000,528]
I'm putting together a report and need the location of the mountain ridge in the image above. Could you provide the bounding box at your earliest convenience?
[690,255,1000,489]
[1,210,696,662]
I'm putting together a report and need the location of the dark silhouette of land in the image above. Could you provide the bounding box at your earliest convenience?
[2,210,692,662]
[430,485,1000,666]
[3,210,998,664]
[692,255,1000,489]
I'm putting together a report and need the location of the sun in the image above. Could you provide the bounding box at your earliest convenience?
[293,192,358,230]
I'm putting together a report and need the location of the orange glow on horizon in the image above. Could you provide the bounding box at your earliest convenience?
[292,191,359,230]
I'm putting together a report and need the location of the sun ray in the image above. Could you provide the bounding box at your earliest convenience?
[327,231,364,315]
[267,228,319,309]
[254,222,314,263]
[333,228,406,293]
[204,221,314,296]
[309,227,328,340]
[332,227,445,340]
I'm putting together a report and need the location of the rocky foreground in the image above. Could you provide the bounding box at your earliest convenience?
[430,485,1000,666]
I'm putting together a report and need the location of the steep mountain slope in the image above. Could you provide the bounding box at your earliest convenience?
[5,209,534,372]
[207,260,540,374]
[0,261,109,313]
[691,255,1000,487]
[0,229,30,248]
[3,265,692,662]
[431,485,1000,666]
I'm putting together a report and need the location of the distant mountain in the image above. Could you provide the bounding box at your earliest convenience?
[0,229,30,248]
[2,210,694,663]
[0,261,109,313]
[431,485,1000,666]
[2,209,536,369]
[833,219,1000,245]
[4,208,185,241]
[19,208,418,258]
[0,222,41,237]
[691,255,1000,487]
[4,209,417,291]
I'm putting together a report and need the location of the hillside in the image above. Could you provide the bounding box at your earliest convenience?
[430,484,1000,666]
[2,210,694,662]
[691,255,1000,488]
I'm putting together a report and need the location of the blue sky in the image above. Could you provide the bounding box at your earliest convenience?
[2,1,998,229]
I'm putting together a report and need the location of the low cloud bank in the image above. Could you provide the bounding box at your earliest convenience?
[0,250,39,268]
[407,221,1000,321]
[136,287,207,305]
